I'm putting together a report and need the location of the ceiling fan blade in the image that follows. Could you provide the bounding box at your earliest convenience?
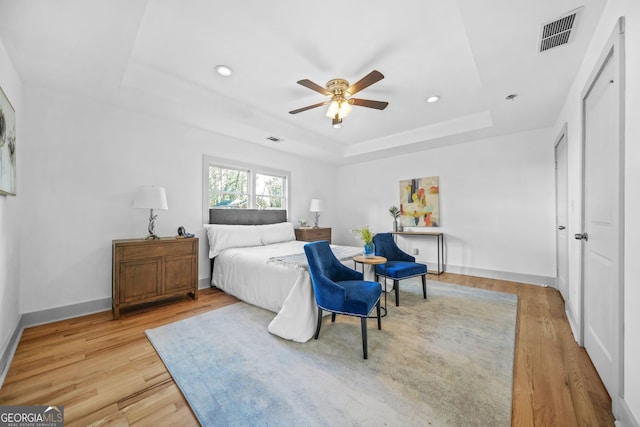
[289,101,329,114]
[349,98,389,110]
[297,79,332,96]
[347,70,384,96]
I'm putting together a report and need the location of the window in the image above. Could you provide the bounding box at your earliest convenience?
[255,173,286,209]
[203,156,289,217]
[208,166,249,208]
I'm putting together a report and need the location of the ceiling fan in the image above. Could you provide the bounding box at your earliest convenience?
[289,70,389,128]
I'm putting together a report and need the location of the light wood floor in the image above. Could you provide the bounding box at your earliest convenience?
[0,274,614,426]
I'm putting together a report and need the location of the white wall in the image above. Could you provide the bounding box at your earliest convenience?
[334,128,557,284]
[0,38,21,375]
[554,0,640,423]
[18,84,337,314]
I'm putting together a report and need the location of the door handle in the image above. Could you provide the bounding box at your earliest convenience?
[558,225,566,230]
[574,232,589,241]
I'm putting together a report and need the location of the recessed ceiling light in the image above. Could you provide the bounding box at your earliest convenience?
[425,95,441,103]
[215,65,233,77]
[505,93,518,101]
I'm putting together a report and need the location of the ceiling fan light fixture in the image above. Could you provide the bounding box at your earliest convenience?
[325,98,352,120]
[338,100,352,118]
[289,70,388,126]
[326,100,340,118]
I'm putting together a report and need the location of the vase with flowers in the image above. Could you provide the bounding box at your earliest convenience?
[389,206,401,232]
[352,225,375,258]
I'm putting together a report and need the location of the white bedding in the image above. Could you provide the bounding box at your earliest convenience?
[211,240,362,342]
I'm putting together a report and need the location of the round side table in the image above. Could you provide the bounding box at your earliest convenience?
[353,255,388,317]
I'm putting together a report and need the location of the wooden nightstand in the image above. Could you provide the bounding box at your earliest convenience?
[112,237,198,319]
[294,227,332,243]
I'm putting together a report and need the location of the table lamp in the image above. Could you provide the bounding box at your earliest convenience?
[309,199,322,228]
[134,185,168,239]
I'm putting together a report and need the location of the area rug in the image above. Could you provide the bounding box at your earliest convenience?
[145,280,518,426]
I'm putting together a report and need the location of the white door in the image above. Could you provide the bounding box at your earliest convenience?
[579,22,623,399]
[555,130,568,300]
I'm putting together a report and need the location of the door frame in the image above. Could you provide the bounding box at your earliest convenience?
[578,17,625,405]
[554,124,569,294]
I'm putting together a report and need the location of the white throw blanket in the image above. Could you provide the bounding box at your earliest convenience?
[267,245,363,271]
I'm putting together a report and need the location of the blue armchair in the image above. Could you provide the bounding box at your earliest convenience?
[373,233,427,306]
[304,240,382,359]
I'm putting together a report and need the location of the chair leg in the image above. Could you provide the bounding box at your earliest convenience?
[361,317,368,359]
[331,313,336,322]
[314,307,323,339]
[376,299,381,330]
[394,280,400,306]
[422,274,427,299]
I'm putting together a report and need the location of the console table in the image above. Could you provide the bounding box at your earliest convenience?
[392,231,445,275]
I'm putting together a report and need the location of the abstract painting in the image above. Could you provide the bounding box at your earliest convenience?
[399,176,440,227]
[0,84,16,196]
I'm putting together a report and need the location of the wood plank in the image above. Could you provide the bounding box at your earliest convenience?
[0,278,615,426]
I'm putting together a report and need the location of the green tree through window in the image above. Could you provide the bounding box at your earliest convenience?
[208,166,249,208]
[206,159,289,211]
[255,173,285,209]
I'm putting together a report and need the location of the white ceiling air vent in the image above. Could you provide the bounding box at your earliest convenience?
[539,7,582,53]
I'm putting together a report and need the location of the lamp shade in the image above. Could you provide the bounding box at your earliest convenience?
[309,199,322,212]
[134,185,168,210]
[325,100,339,118]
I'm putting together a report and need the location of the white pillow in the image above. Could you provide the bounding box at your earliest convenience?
[257,222,296,245]
[203,224,262,258]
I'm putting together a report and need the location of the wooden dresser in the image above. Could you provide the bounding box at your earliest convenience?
[294,227,332,243]
[112,237,198,319]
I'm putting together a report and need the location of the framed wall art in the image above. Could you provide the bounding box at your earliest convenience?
[0,84,16,196]
[399,176,440,227]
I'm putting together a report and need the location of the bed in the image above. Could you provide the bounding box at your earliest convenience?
[204,209,362,342]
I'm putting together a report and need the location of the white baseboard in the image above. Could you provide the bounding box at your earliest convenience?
[0,316,24,389]
[199,277,211,289]
[13,279,213,331]
[566,304,581,345]
[614,396,640,427]
[442,263,556,286]
[21,298,112,329]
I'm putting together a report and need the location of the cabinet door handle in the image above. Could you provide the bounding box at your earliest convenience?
[574,232,589,241]
[558,225,566,230]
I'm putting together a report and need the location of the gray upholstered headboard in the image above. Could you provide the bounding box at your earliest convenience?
[209,209,287,225]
